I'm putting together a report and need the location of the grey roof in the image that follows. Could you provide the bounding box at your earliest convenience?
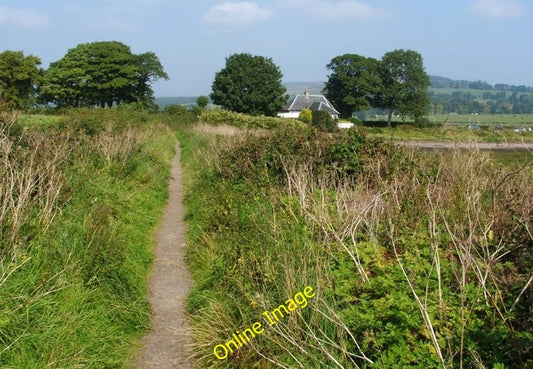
[283,92,340,115]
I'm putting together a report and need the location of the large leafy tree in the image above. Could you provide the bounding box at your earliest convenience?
[0,50,42,110]
[40,41,168,108]
[377,49,430,125]
[211,53,287,116]
[323,54,381,118]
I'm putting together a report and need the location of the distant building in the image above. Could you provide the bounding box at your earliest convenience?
[277,90,340,119]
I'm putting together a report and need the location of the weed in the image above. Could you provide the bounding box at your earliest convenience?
[179,115,532,368]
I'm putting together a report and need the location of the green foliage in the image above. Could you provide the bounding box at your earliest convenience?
[210,53,288,116]
[40,41,168,108]
[298,108,313,123]
[347,116,364,125]
[323,54,381,118]
[191,96,210,116]
[0,50,42,110]
[164,103,189,115]
[179,121,532,368]
[199,109,305,130]
[324,50,431,124]
[311,110,337,132]
[377,49,431,125]
[0,109,176,367]
[196,95,209,109]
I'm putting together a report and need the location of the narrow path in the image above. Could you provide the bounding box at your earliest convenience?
[135,141,193,369]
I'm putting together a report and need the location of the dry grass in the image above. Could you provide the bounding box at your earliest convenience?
[194,122,269,137]
[279,147,532,367]
[0,113,71,259]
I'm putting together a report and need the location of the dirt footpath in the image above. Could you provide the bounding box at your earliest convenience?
[135,141,194,369]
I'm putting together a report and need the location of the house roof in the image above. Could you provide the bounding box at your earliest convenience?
[282,91,340,115]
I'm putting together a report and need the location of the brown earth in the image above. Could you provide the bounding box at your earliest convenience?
[134,141,194,369]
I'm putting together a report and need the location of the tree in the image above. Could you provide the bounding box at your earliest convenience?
[0,50,42,110]
[40,41,168,108]
[135,52,169,105]
[323,54,381,118]
[376,49,430,126]
[210,53,287,116]
[196,95,209,109]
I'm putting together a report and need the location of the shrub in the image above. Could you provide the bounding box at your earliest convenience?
[164,104,189,115]
[347,116,363,126]
[199,109,305,130]
[414,115,431,127]
[312,110,337,132]
[298,108,313,124]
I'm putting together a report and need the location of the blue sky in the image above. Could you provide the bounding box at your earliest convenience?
[1,0,531,96]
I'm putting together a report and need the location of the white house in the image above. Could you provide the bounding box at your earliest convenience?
[277,90,340,119]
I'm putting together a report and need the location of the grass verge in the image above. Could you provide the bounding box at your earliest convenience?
[0,109,176,368]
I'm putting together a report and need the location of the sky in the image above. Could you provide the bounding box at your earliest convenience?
[1,0,532,96]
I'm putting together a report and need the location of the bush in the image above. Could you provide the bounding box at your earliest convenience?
[164,104,189,115]
[312,110,337,132]
[347,116,363,126]
[199,109,305,130]
[414,115,432,127]
[298,108,313,124]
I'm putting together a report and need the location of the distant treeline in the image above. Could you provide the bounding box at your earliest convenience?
[426,76,533,115]
[157,75,533,115]
[429,90,533,114]
[430,75,533,92]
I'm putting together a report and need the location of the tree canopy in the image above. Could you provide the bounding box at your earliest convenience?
[377,49,430,125]
[40,41,168,108]
[0,50,41,110]
[323,49,430,123]
[210,53,287,116]
[323,54,381,118]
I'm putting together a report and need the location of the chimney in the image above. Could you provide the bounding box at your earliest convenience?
[304,89,309,98]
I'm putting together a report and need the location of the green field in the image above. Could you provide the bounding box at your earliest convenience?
[365,124,533,143]
[430,113,533,126]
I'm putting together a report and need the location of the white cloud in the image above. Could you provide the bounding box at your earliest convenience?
[282,0,387,20]
[0,6,49,27]
[203,2,274,29]
[470,0,525,19]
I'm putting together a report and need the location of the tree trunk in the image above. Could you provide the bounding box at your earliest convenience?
[387,110,393,127]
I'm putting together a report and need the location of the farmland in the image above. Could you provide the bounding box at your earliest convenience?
[429,113,533,126]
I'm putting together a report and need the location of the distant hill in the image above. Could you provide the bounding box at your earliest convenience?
[283,81,325,97]
[429,75,533,92]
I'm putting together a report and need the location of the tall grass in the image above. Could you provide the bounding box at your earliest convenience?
[0,109,176,368]
[179,122,532,368]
